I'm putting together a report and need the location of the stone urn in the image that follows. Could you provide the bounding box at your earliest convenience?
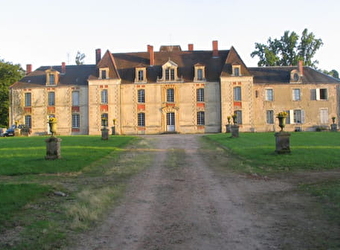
[277,116,286,131]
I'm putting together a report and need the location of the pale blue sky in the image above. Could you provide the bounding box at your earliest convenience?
[1,0,339,72]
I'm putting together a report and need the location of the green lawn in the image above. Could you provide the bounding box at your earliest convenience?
[0,135,138,250]
[205,132,340,173]
[0,135,133,175]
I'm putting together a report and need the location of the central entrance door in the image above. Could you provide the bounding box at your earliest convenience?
[166,112,175,132]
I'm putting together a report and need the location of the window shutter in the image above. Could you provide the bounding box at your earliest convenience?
[316,88,320,100]
[289,110,294,124]
[301,110,305,124]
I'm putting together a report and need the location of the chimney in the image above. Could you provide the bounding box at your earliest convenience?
[148,45,154,66]
[26,64,32,75]
[298,60,304,76]
[188,44,194,51]
[61,62,66,74]
[212,40,219,57]
[95,49,101,64]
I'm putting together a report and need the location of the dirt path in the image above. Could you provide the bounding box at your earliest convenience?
[70,134,340,250]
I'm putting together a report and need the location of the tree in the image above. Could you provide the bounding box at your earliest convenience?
[323,69,339,79]
[251,29,323,68]
[75,51,85,65]
[0,59,25,127]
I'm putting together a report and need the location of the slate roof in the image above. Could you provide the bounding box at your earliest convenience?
[11,65,97,88]
[249,66,340,84]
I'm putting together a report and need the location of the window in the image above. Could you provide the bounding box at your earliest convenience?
[197,88,204,102]
[265,89,273,101]
[289,110,305,124]
[101,89,108,104]
[72,91,79,106]
[138,113,145,127]
[234,87,241,101]
[266,110,274,124]
[311,88,328,100]
[167,88,174,102]
[197,69,203,80]
[25,93,31,107]
[48,92,55,106]
[234,110,242,124]
[49,74,55,85]
[101,70,107,79]
[320,109,328,124]
[138,70,144,81]
[25,115,32,128]
[138,89,145,103]
[292,89,301,101]
[197,111,205,125]
[72,114,80,128]
[165,68,175,81]
[232,65,241,76]
[101,113,108,126]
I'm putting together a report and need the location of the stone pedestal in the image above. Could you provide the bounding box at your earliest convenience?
[14,128,21,136]
[45,137,62,160]
[101,128,109,140]
[331,124,337,132]
[225,124,231,133]
[111,126,116,135]
[230,125,239,138]
[274,132,291,154]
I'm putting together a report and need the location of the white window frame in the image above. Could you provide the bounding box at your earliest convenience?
[197,88,204,102]
[292,89,301,101]
[234,87,242,101]
[138,89,145,103]
[289,109,305,124]
[265,89,273,101]
[101,89,108,104]
[320,108,328,124]
[232,65,241,76]
[166,88,174,103]
[48,92,55,106]
[266,110,274,124]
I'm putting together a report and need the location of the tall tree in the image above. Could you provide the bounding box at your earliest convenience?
[251,29,323,68]
[75,51,85,65]
[0,59,25,127]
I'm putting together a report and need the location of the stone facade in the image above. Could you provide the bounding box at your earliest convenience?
[9,41,340,135]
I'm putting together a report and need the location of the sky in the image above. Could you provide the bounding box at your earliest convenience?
[0,0,339,72]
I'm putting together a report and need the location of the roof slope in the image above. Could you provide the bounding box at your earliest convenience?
[249,66,340,84]
[11,65,97,88]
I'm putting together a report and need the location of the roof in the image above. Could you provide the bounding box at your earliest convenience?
[11,65,97,88]
[249,66,340,84]
[111,49,230,83]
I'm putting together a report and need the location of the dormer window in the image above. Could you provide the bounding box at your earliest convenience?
[232,65,241,76]
[45,68,59,86]
[135,67,147,83]
[158,59,182,82]
[100,68,109,79]
[194,64,206,81]
[290,69,301,83]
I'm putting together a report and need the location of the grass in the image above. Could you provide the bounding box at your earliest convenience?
[0,135,153,250]
[205,132,340,173]
[205,132,340,232]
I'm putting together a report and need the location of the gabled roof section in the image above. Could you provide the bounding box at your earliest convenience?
[10,65,97,88]
[163,59,178,68]
[97,50,120,79]
[221,46,251,77]
[249,66,340,84]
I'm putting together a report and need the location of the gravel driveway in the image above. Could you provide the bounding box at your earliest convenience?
[71,134,340,250]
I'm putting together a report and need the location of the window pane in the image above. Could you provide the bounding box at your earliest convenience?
[25,93,31,107]
[138,70,144,81]
[48,92,55,106]
[235,110,242,124]
[197,69,203,80]
[197,88,204,102]
[234,87,241,101]
[138,113,145,126]
[49,74,55,84]
[266,110,274,124]
[197,111,205,125]
[167,89,174,102]
[294,110,302,124]
[25,115,32,128]
[320,89,327,100]
[72,114,80,128]
[101,90,108,104]
[72,91,79,106]
[138,89,145,103]
[293,89,300,101]
[265,89,273,101]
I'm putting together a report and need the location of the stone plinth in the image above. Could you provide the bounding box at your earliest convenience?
[101,128,109,140]
[230,125,239,138]
[45,137,62,160]
[274,132,291,154]
[331,124,337,132]
[225,124,231,133]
